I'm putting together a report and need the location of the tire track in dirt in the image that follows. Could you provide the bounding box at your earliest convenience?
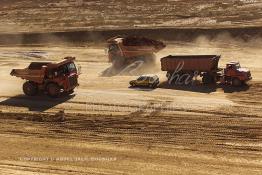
[0,161,123,175]
[0,111,262,156]
[0,95,261,119]
[226,81,262,106]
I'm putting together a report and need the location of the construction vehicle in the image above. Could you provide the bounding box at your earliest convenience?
[102,36,166,76]
[10,57,79,97]
[160,55,252,86]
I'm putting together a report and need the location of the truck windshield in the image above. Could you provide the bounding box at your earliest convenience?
[56,62,77,76]
[108,44,119,52]
[137,76,149,81]
[235,63,241,69]
[67,62,77,73]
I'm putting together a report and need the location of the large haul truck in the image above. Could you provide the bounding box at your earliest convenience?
[102,36,166,76]
[10,57,79,97]
[160,55,252,86]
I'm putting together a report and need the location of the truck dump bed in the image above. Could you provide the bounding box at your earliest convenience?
[10,57,76,84]
[107,36,165,58]
[10,61,51,84]
[161,55,220,72]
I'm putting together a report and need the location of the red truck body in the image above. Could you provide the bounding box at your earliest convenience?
[10,57,79,97]
[102,36,165,76]
[160,55,251,86]
[161,55,220,73]
[107,36,165,62]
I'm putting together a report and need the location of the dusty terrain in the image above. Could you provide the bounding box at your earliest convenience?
[0,37,261,174]
[0,0,262,33]
[0,0,262,174]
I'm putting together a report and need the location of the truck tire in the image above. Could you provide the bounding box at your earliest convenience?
[130,82,136,87]
[47,83,60,98]
[202,74,215,84]
[67,89,74,95]
[23,81,38,96]
[232,78,242,87]
[179,74,191,85]
[167,73,179,84]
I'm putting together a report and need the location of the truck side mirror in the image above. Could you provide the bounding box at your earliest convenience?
[104,48,108,54]
[78,65,82,75]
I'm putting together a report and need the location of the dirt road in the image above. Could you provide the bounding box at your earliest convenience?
[0,40,261,174]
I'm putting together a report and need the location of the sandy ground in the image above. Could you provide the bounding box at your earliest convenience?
[0,0,262,33]
[0,2,262,174]
[0,38,261,174]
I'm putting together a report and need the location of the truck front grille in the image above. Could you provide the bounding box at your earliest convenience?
[69,75,78,87]
[247,71,251,78]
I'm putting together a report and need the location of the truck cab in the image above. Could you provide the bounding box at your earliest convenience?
[48,60,78,95]
[224,61,252,86]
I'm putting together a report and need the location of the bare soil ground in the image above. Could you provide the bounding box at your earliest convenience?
[0,38,261,174]
[0,1,262,174]
[0,0,262,33]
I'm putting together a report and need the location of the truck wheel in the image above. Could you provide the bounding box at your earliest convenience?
[67,89,74,95]
[47,83,60,98]
[232,78,242,87]
[23,81,38,96]
[168,74,179,84]
[202,74,215,84]
[179,74,189,85]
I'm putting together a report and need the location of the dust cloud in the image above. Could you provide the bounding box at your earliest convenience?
[0,77,23,96]
[157,32,262,66]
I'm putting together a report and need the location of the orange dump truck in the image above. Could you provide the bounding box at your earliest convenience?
[10,57,79,97]
[161,55,252,86]
[102,36,166,76]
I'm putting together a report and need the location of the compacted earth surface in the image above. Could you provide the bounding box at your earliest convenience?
[0,0,262,174]
[0,38,261,174]
[0,0,262,33]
